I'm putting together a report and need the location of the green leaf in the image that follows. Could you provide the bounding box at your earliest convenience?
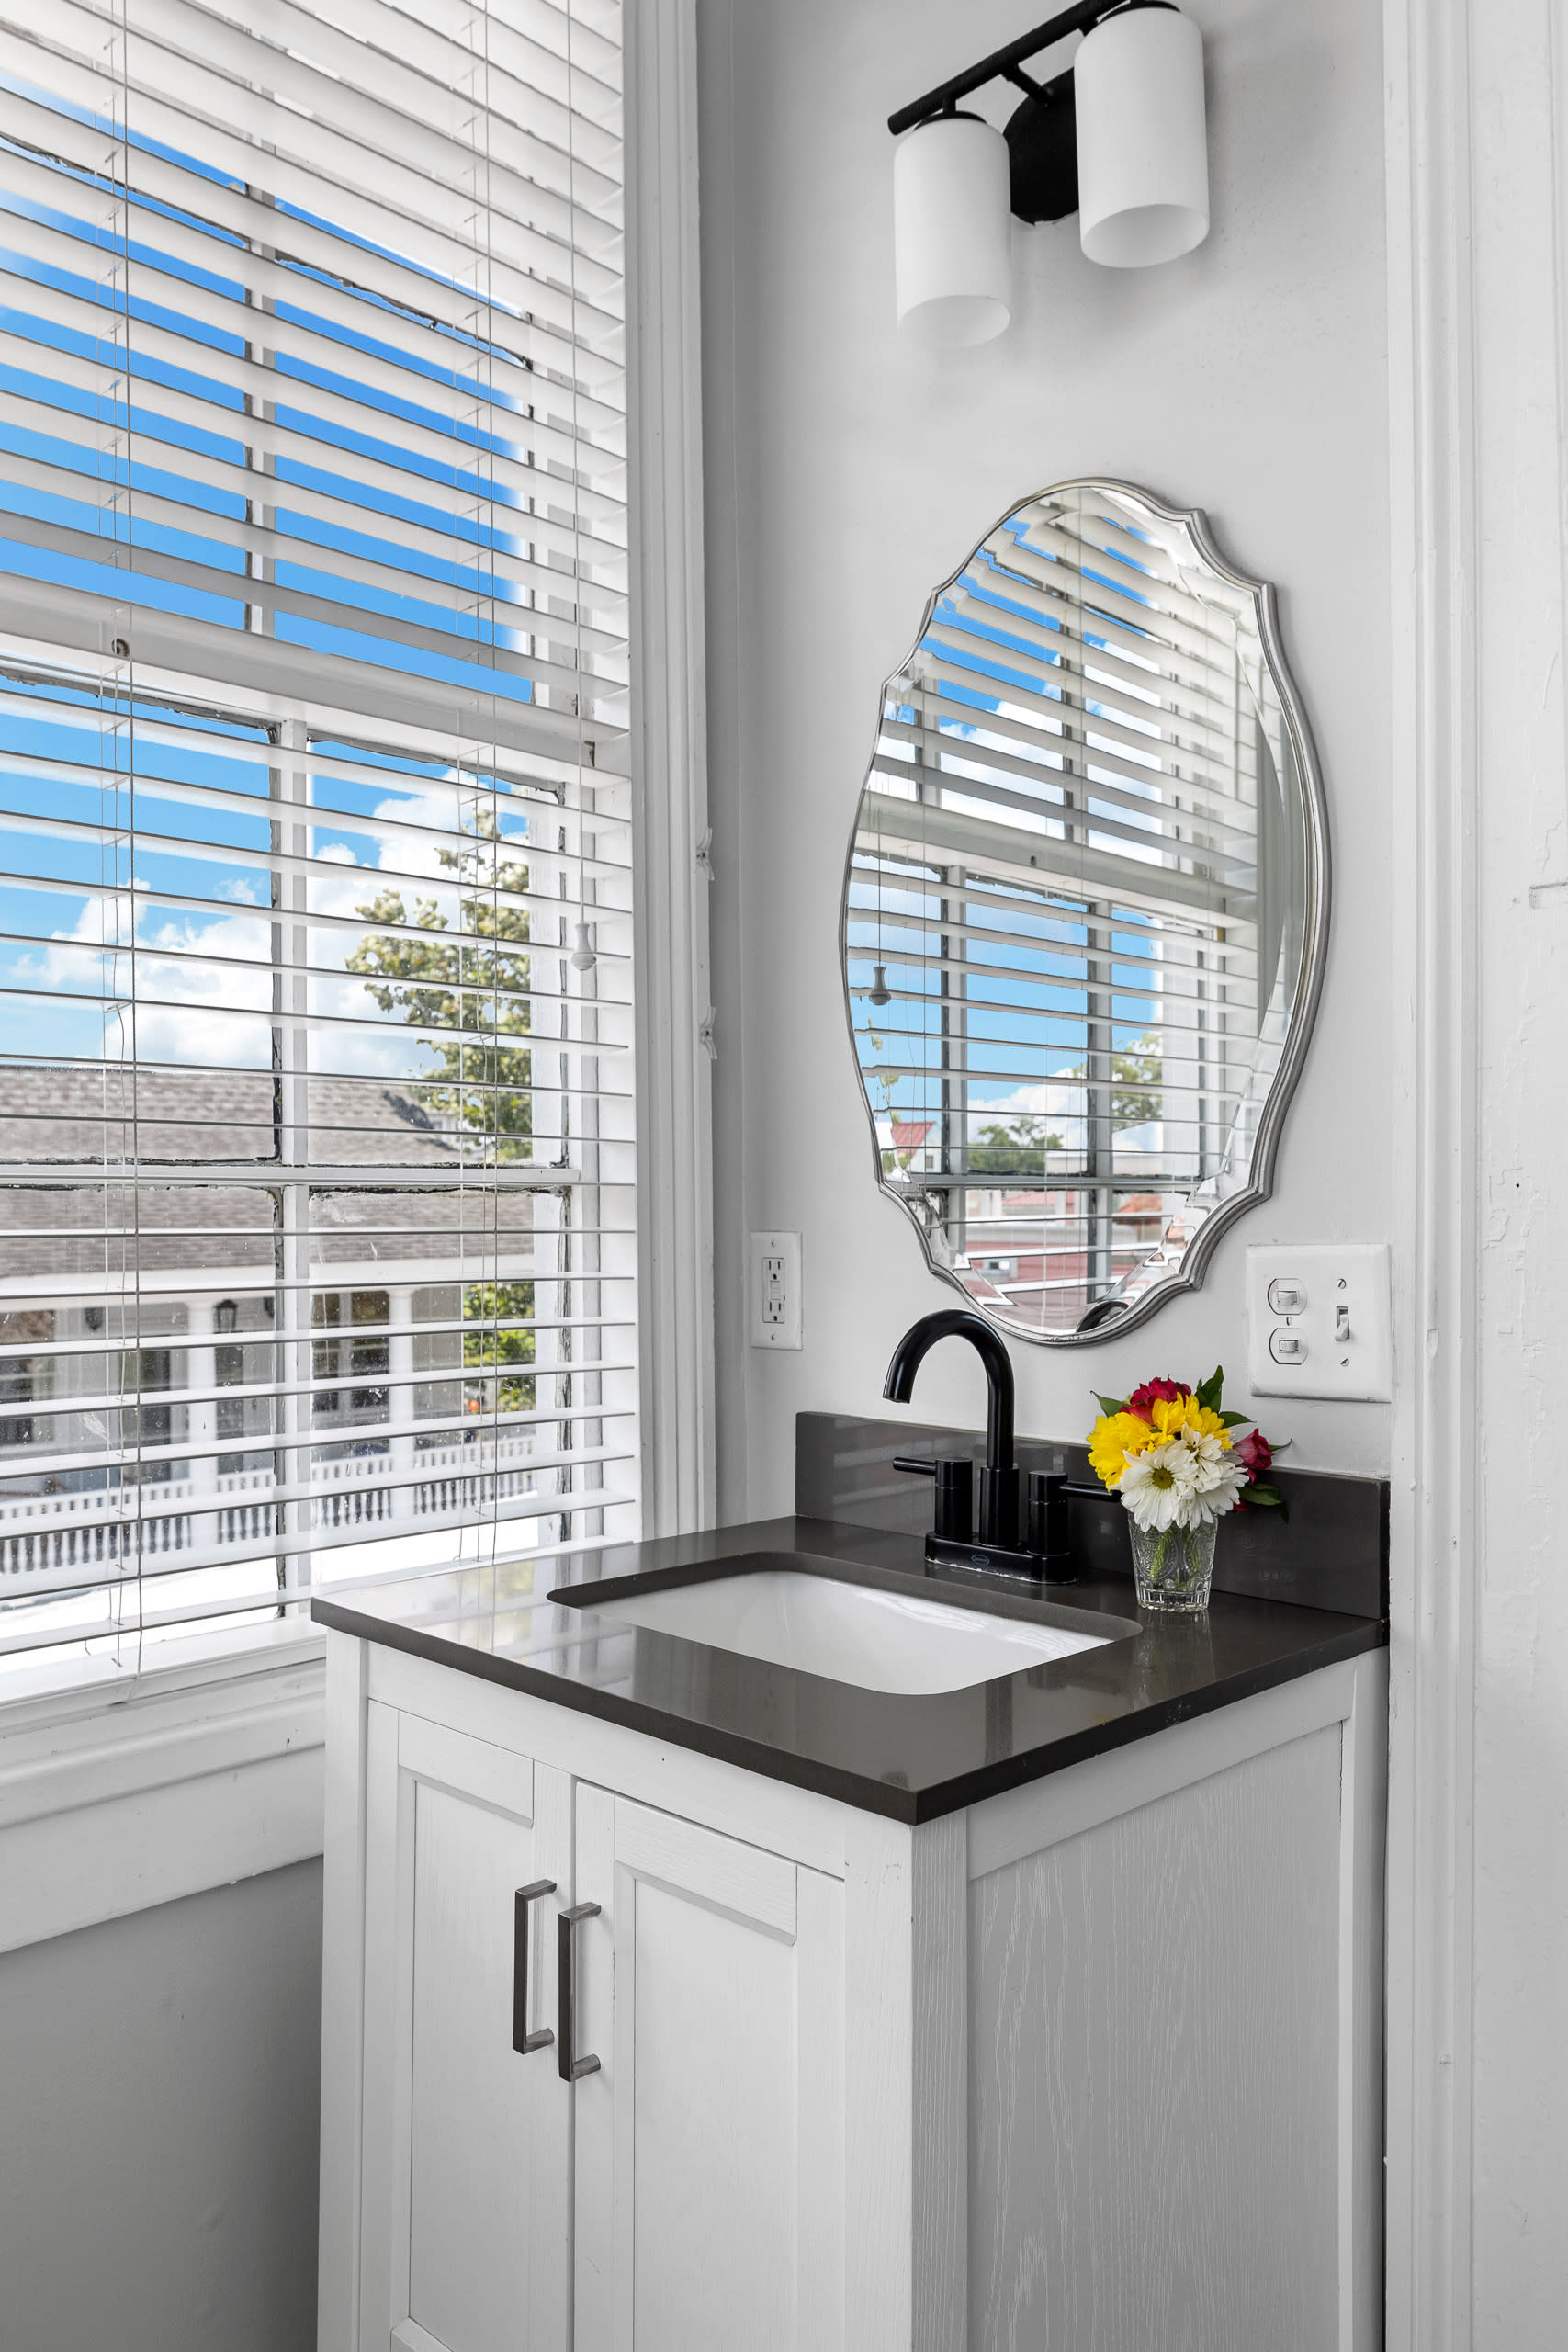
[1196,1363,1224,1412]
[1246,1485,1290,1523]
[1093,1393,1129,1419]
[1217,1409,1250,1427]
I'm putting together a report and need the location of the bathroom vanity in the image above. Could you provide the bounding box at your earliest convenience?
[314,1431,1386,2352]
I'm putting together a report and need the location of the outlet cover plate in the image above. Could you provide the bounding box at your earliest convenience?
[750,1229,802,1350]
[1245,1243,1392,1401]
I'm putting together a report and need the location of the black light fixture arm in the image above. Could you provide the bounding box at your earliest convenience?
[893,0,1114,135]
[886,1,1177,229]
[886,0,1117,137]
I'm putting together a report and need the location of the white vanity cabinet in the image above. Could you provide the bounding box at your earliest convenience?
[355,1705,573,2352]
[319,1632,1386,2352]
[323,1641,849,2352]
[570,1785,845,2350]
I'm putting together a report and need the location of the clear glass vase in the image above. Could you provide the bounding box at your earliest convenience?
[1128,1514,1218,1612]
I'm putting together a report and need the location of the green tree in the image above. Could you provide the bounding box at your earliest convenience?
[964,1031,1165,1175]
[461,1279,536,1416]
[1110,1033,1164,1131]
[346,818,534,1161]
[968,1113,1065,1177]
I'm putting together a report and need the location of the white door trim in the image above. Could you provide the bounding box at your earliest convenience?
[626,0,717,1540]
[1383,0,1480,2341]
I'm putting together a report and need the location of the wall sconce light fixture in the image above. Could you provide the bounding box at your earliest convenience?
[890,0,1209,346]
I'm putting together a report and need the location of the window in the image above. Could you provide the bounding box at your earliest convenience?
[0,0,637,1672]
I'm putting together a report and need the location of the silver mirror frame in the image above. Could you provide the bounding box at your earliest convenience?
[840,479,1331,1347]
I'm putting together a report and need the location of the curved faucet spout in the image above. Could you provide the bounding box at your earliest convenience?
[883,1307,1015,1482]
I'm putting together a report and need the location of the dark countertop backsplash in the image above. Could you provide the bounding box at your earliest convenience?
[795,1411,1388,1621]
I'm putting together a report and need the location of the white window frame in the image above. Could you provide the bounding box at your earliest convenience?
[0,0,712,1947]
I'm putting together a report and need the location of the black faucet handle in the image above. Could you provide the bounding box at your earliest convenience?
[892,1454,973,1543]
[977,1462,1019,1552]
[1026,1469,1069,1558]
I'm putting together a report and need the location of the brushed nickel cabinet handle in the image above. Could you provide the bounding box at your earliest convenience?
[512,1879,557,2056]
[558,1901,602,2081]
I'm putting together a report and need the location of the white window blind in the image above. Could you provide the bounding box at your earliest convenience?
[0,0,637,1673]
[848,487,1303,1336]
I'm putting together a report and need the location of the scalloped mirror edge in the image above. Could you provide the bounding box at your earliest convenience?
[840,479,1331,1347]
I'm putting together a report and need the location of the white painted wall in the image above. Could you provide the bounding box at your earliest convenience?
[698,0,1393,1521]
[0,1861,321,2352]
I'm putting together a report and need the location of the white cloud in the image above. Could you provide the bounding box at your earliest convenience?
[976,1067,1086,1121]
[19,770,549,1082]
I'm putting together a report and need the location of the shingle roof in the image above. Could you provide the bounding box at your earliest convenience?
[0,1068,539,1282]
[0,1065,464,1168]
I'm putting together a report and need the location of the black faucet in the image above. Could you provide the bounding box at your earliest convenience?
[884,1308,1018,1545]
[883,1309,1072,1578]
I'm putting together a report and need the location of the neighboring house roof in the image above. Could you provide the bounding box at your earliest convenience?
[0,1067,538,1281]
[0,1065,463,1169]
[890,1120,933,1151]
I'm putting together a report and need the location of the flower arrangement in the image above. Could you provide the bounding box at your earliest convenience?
[1087,1368,1286,1609]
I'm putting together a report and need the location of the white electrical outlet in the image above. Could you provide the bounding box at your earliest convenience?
[750,1229,802,1350]
[1246,1243,1392,1401]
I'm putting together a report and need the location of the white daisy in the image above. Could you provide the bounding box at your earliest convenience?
[1118,1438,1200,1532]
[1184,1440,1247,1522]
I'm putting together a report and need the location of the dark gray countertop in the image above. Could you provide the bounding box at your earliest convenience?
[311,1513,1388,1824]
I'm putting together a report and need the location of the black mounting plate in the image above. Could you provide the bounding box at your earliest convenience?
[1004,70,1079,224]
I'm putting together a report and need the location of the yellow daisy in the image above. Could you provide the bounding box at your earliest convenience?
[1148,1394,1232,1448]
[1087,1410,1160,1488]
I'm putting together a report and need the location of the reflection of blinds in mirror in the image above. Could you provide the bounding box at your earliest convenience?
[0,0,636,1672]
[846,486,1304,1339]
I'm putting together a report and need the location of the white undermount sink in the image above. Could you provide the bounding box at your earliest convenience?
[579,1563,1114,1695]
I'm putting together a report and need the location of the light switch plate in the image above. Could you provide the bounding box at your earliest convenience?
[750,1229,802,1350]
[1245,1243,1392,1401]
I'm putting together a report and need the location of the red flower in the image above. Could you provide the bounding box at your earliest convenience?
[1235,1427,1273,1480]
[1126,1376,1191,1422]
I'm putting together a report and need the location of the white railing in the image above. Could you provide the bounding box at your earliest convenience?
[0,1434,549,1584]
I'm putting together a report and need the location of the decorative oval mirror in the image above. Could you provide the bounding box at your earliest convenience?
[842,480,1328,1343]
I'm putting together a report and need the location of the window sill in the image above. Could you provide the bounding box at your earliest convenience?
[0,1623,327,1955]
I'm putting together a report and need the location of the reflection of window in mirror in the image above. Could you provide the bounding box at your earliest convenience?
[843,481,1326,1346]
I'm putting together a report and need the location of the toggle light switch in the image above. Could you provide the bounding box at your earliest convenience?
[1247,1244,1392,1400]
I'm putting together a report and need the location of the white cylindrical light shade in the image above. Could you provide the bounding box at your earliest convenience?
[894,115,1011,347]
[1075,6,1209,269]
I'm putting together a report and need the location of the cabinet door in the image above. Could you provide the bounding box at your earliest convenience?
[570,1788,845,2352]
[358,1702,572,2352]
